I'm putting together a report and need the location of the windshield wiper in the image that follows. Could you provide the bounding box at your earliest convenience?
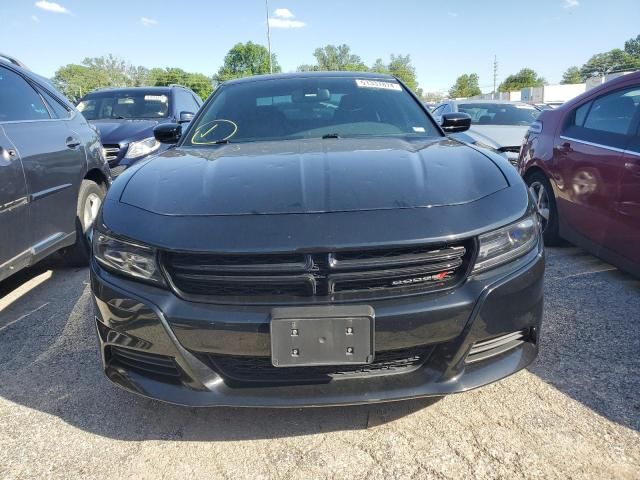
[321,133,341,139]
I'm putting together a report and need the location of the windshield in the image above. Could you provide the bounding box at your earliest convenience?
[457,103,540,126]
[77,91,170,120]
[183,77,439,145]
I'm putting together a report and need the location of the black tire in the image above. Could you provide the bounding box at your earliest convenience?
[525,171,561,246]
[60,180,105,267]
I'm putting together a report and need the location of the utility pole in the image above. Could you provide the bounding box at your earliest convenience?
[493,55,498,100]
[265,0,273,74]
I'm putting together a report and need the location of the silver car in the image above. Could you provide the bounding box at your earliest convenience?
[432,100,541,165]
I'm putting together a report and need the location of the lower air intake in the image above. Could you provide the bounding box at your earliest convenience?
[466,329,529,364]
[109,346,181,380]
[207,346,434,384]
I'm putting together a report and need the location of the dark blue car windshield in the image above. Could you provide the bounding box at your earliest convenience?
[184,77,439,145]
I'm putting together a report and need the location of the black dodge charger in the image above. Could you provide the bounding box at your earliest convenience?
[90,72,544,407]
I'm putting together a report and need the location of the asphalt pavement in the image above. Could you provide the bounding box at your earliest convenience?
[0,246,638,479]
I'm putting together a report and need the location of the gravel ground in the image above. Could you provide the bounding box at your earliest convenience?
[0,246,638,479]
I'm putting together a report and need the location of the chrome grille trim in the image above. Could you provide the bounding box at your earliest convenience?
[466,329,528,364]
[102,144,121,162]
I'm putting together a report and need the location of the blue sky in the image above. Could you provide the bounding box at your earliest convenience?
[1,0,638,93]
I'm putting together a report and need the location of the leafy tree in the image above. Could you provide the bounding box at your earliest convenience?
[448,73,481,98]
[498,68,545,92]
[53,54,213,102]
[580,48,640,78]
[624,34,640,58]
[216,42,280,82]
[148,67,213,99]
[561,66,583,84]
[53,64,109,102]
[367,55,420,93]
[81,54,132,86]
[370,58,388,74]
[298,44,368,72]
[387,54,419,92]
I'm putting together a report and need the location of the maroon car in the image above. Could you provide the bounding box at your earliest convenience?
[519,72,640,277]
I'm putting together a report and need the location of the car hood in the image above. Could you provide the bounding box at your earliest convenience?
[456,125,530,150]
[119,137,509,216]
[90,118,161,145]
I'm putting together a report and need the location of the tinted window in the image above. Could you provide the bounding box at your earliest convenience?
[184,77,440,145]
[0,67,50,122]
[563,86,640,150]
[573,102,591,127]
[77,90,170,120]
[583,88,640,134]
[457,103,540,125]
[40,89,71,119]
[175,90,200,115]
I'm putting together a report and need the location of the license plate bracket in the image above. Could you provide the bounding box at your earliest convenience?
[270,305,375,367]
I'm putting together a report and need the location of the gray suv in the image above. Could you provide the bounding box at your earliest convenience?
[0,54,110,282]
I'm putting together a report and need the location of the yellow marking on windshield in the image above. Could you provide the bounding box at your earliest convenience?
[191,119,238,145]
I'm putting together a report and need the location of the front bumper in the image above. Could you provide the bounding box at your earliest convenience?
[90,247,544,407]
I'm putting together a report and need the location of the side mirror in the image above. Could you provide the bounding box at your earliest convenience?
[153,123,182,144]
[441,113,472,133]
[179,111,195,123]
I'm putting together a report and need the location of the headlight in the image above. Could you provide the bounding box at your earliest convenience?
[473,215,539,273]
[93,232,164,284]
[124,137,160,159]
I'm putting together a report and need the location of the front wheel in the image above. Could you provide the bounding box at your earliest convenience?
[60,180,105,267]
[526,171,561,246]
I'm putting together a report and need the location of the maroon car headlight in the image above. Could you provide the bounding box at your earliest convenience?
[473,215,539,273]
[93,232,164,284]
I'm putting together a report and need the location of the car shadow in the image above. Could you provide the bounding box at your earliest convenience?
[528,246,640,432]
[0,261,439,441]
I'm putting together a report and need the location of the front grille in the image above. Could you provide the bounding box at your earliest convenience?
[466,329,530,364]
[162,242,473,304]
[102,144,121,162]
[207,346,433,384]
[108,346,181,380]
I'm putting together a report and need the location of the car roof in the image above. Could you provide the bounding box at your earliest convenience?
[85,86,173,94]
[223,71,397,86]
[451,99,528,105]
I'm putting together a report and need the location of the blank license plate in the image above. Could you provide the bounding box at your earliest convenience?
[270,306,375,367]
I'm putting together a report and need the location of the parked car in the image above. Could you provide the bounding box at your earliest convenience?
[432,100,541,165]
[76,86,203,177]
[519,71,640,277]
[91,72,544,407]
[0,53,110,282]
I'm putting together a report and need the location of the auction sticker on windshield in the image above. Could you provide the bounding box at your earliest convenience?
[355,79,402,91]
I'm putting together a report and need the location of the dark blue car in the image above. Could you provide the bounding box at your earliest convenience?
[77,86,203,177]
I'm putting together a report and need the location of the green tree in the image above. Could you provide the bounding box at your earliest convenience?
[498,68,545,92]
[387,54,419,92]
[148,68,213,99]
[370,58,389,74]
[580,49,640,78]
[561,66,583,84]
[298,44,368,72]
[624,34,640,58]
[448,73,481,98]
[53,64,109,102]
[81,54,131,86]
[216,42,280,82]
